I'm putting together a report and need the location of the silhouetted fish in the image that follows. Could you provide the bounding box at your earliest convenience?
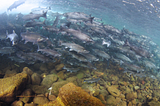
[7,0,26,11]
[125,40,151,58]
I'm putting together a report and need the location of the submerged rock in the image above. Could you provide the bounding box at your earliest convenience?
[4,69,17,78]
[24,102,37,106]
[11,100,23,106]
[55,63,64,71]
[148,100,160,106]
[0,73,28,102]
[51,81,68,96]
[107,86,120,97]
[19,89,33,103]
[31,73,42,85]
[41,74,58,88]
[126,92,137,101]
[33,96,49,105]
[43,83,105,106]
[22,67,33,76]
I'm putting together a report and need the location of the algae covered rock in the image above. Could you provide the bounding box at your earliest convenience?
[0,73,28,102]
[4,69,17,78]
[11,100,23,106]
[24,103,37,106]
[148,100,160,106]
[66,76,81,86]
[107,86,120,97]
[55,63,64,71]
[43,83,105,106]
[19,89,33,103]
[29,85,48,94]
[76,72,84,79]
[31,73,42,85]
[126,92,137,100]
[41,74,58,88]
[51,81,68,96]
[33,96,49,105]
[106,95,117,105]
[57,71,66,80]
[22,67,33,76]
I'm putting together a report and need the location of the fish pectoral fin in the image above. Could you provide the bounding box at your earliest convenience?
[69,48,73,51]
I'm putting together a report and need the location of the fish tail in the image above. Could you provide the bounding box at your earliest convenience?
[124,39,130,46]
[59,26,65,31]
[6,30,8,35]
[43,11,47,18]
[48,6,51,10]
[65,22,71,28]
[58,40,62,46]
[42,20,46,25]
[37,45,40,52]
[89,17,94,24]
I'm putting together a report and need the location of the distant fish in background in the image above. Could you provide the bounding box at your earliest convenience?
[37,48,61,57]
[125,40,151,58]
[63,12,94,24]
[31,6,51,14]
[52,13,60,27]
[0,47,16,55]
[23,20,46,27]
[22,12,47,21]
[7,0,26,11]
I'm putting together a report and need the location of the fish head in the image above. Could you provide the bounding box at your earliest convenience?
[82,50,89,53]
[37,38,44,42]
[37,37,48,42]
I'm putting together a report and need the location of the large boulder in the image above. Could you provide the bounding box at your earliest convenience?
[0,73,28,102]
[44,83,105,106]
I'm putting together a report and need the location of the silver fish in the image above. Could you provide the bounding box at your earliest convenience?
[102,39,111,47]
[7,0,26,11]
[143,60,158,69]
[38,48,61,57]
[63,12,94,23]
[6,30,19,45]
[9,56,25,63]
[68,51,88,62]
[26,53,51,63]
[115,53,133,63]
[103,25,121,34]
[123,62,144,73]
[93,49,110,60]
[109,36,124,45]
[125,40,151,58]
[59,41,89,53]
[81,53,99,62]
[42,26,59,32]
[84,78,100,83]
[21,31,48,44]
[63,66,80,73]
[24,20,45,27]
[0,47,16,55]
[60,28,93,43]
[22,12,47,21]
